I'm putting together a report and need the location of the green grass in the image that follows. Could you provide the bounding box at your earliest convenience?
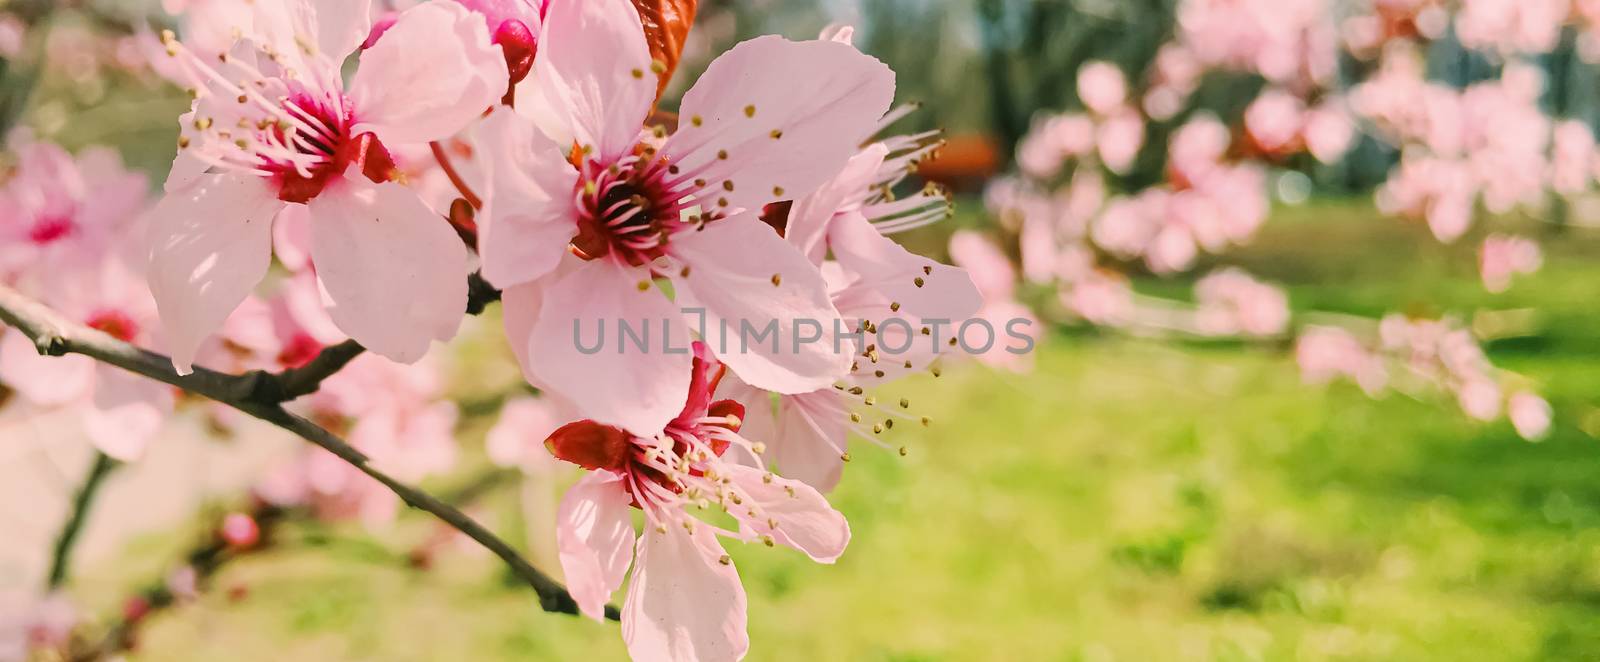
[77,202,1600,661]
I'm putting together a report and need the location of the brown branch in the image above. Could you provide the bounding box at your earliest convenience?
[244,272,502,403]
[0,281,604,620]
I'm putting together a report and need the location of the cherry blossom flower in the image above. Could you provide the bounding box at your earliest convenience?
[1296,326,1389,395]
[0,591,76,660]
[1479,234,1543,293]
[0,134,148,289]
[486,395,572,472]
[949,230,1037,372]
[1062,270,1134,326]
[726,136,980,490]
[0,257,173,461]
[453,0,544,97]
[547,346,848,661]
[147,0,508,374]
[1194,268,1290,337]
[1244,89,1305,155]
[478,0,893,436]
[1508,391,1552,440]
[1076,61,1127,116]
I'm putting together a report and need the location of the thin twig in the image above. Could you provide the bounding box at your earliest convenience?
[257,272,502,402]
[272,339,365,401]
[46,452,118,589]
[431,140,483,210]
[0,281,604,620]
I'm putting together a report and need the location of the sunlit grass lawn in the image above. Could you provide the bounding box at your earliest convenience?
[83,201,1600,661]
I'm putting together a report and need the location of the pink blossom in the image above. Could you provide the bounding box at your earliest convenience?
[1479,233,1543,293]
[479,0,892,436]
[0,135,148,288]
[1508,391,1552,440]
[486,396,571,472]
[1167,114,1229,185]
[1296,326,1388,395]
[1096,109,1145,174]
[1457,378,1503,421]
[1,591,77,659]
[0,15,24,60]
[1062,271,1133,326]
[725,142,978,490]
[1550,120,1595,194]
[1077,61,1127,116]
[0,258,173,461]
[1244,89,1305,155]
[1304,101,1355,164]
[545,348,848,660]
[1016,113,1094,180]
[453,0,544,92]
[1455,0,1567,54]
[147,0,508,374]
[1194,268,1290,337]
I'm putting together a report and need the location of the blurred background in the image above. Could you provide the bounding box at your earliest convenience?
[4,0,1600,659]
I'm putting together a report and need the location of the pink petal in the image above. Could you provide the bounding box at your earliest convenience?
[305,0,371,61]
[272,204,313,272]
[307,179,468,364]
[0,329,95,406]
[622,523,749,662]
[784,144,888,266]
[476,107,579,289]
[769,391,849,492]
[556,471,636,620]
[948,230,1016,302]
[828,211,982,321]
[83,364,173,462]
[146,174,281,374]
[523,0,655,162]
[724,464,849,561]
[349,1,507,145]
[501,279,547,387]
[672,216,850,394]
[528,260,691,437]
[663,36,895,212]
[485,396,569,469]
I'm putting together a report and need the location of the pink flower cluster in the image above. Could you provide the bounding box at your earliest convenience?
[1357,53,1568,243]
[1015,61,1145,178]
[1295,316,1551,440]
[0,133,174,462]
[1193,268,1290,337]
[115,1,980,659]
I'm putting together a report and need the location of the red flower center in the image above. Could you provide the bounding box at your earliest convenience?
[276,333,324,369]
[86,309,139,342]
[28,215,75,245]
[269,94,398,204]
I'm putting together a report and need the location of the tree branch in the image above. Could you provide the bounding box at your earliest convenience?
[0,281,606,620]
[46,452,118,589]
